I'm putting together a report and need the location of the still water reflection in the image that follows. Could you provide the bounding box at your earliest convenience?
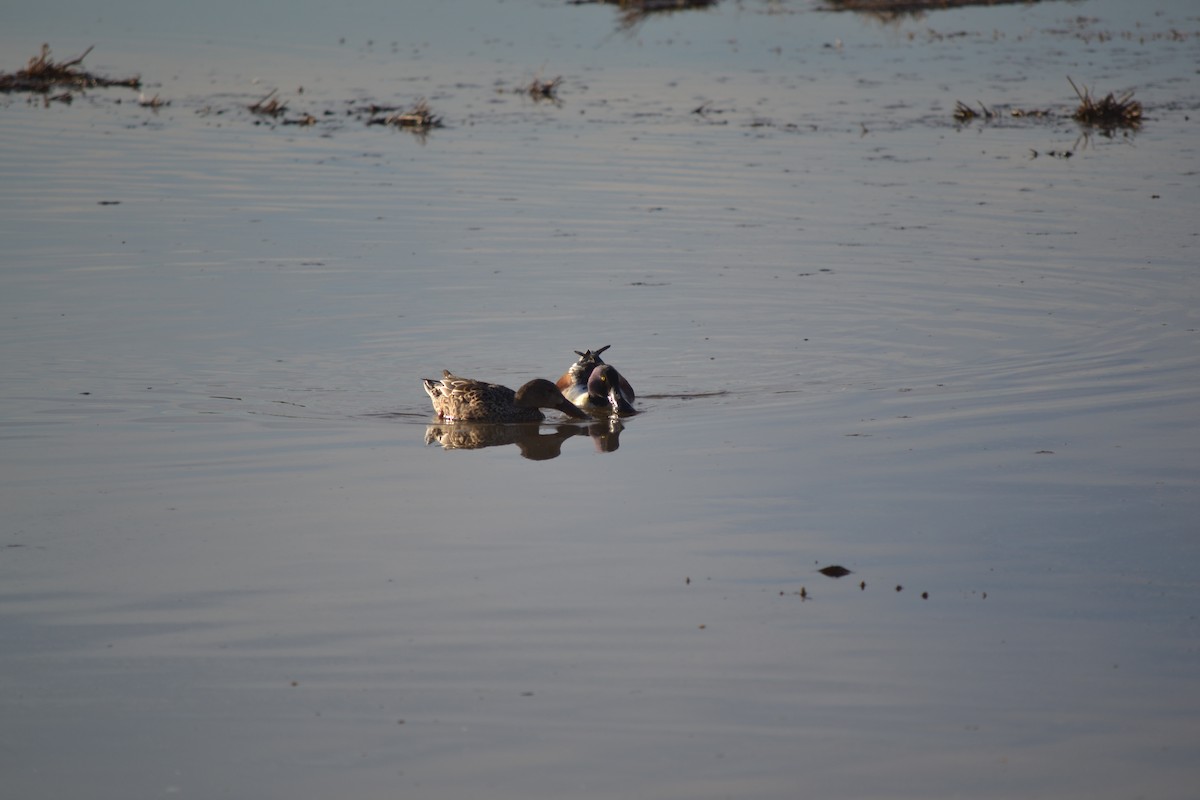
[424,418,627,458]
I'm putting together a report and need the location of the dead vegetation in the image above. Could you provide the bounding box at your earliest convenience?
[248,89,288,117]
[367,98,443,131]
[953,100,1053,123]
[824,0,1041,21]
[0,44,140,95]
[526,75,563,102]
[954,78,1142,132]
[952,100,991,123]
[493,73,564,104]
[2,40,1149,144]
[242,96,445,134]
[1,47,442,133]
[138,92,168,109]
[570,0,720,33]
[1068,76,1142,130]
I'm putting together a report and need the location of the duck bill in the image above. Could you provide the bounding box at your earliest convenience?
[556,398,589,419]
[609,389,637,416]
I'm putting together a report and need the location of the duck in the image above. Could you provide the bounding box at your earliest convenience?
[585,364,637,416]
[422,371,588,423]
[556,346,637,415]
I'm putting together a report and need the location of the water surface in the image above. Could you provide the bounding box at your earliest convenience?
[2,1,1199,797]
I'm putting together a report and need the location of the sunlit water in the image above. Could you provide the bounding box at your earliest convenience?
[2,1,1199,797]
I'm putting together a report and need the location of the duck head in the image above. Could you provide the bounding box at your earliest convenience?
[559,345,636,404]
[586,364,637,416]
[514,379,588,418]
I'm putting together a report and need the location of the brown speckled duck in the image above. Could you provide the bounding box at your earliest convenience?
[422,371,588,422]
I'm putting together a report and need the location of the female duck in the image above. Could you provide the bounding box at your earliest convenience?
[422,371,587,423]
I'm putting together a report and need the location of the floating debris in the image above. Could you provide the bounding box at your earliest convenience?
[818,565,853,578]
[953,100,994,123]
[0,44,140,94]
[281,112,318,127]
[954,78,1141,133]
[248,89,287,117]
[953,100,1051,124]
[527,75,563,102]
[369,98,443,131]
[825,0,1041,21]
[1068,76,1142,131]
[138,92,168,109]
[571,0,721,33]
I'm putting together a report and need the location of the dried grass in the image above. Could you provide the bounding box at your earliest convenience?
[368,98,443,131]
[248,89,288,117]
[954,78,1143,131]
[824,0,1037,20]
[1068,76,1142,130]
[527,76,563,102]
[0,44,140,93]
[571,0,720,33]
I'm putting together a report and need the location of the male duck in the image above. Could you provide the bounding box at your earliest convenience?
[556,345,637,416]
[423,371,588,423]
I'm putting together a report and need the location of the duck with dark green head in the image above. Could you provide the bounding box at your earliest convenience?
[556,346,637,416]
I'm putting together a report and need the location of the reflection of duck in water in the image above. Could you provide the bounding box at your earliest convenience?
[425,417,625,460]
[557,345,637,416]
[422,371,587,422]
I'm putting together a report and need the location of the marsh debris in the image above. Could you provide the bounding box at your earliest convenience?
[954,78,1142,133]
[953,99,1051,124]
[138,92,168,109]
[246,90,341,128]
[571,0,721,33]
[527,75,563,102]
[248,89,288,117]
[0,44,140,95]
[282,112,318,127]
[953,100,992,122]
[1008,107,1052,119]
[1068,76,1142,131]
[824,0,1042,21]
[368,98,443,131]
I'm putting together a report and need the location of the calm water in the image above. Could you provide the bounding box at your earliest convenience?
[2,1,1199,798]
